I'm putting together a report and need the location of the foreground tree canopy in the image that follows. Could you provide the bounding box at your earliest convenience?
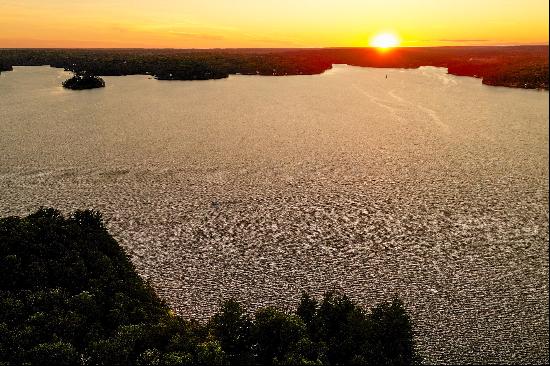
[0,208,422,365]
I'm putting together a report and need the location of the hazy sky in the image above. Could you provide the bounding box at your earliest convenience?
[0,0,548,48]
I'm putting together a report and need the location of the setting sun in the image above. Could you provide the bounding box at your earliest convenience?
[369,32,400,49]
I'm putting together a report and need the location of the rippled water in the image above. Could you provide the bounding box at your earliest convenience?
[1,65,548,364]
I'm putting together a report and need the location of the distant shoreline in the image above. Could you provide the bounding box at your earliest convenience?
[1,46,548,89]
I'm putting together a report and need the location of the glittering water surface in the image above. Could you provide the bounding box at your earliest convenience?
[1,65,548,364]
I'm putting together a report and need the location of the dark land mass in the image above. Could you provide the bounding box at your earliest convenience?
[0,208,421,365]
[62,72,106,90]
[0,46,548,89]
[0,61,13,73]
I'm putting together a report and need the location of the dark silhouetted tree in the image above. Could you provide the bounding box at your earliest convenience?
[209,299,253,364]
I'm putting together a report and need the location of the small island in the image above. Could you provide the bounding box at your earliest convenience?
[0,63,13,74]
[62,71,105,90]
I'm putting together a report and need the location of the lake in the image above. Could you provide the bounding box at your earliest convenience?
[0,65,548,364]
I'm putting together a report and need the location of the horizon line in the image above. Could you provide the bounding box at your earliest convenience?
[1,44,549,51]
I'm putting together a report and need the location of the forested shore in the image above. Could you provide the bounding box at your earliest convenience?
[0,208,421,365]
[0,46,547,89]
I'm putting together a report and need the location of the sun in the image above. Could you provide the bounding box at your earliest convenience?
[369,32,400,49]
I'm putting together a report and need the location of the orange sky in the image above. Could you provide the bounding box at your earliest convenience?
[0,0,548,48]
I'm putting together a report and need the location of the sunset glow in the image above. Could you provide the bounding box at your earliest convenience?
[0,0,548,48]
[369,33,400,49]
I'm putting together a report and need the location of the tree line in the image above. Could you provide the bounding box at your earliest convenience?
[0,46,547,89]
[0,208,421,365]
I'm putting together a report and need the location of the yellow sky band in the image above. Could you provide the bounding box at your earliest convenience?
[0,0,548,48]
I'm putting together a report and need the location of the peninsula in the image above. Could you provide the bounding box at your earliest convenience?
[0,208,420,365]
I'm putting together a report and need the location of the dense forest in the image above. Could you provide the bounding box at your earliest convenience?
[0,208,421,365]
[0,46,547,89]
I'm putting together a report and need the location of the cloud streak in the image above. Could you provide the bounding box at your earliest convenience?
[436,39,490,42]
[167,31,225,41]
